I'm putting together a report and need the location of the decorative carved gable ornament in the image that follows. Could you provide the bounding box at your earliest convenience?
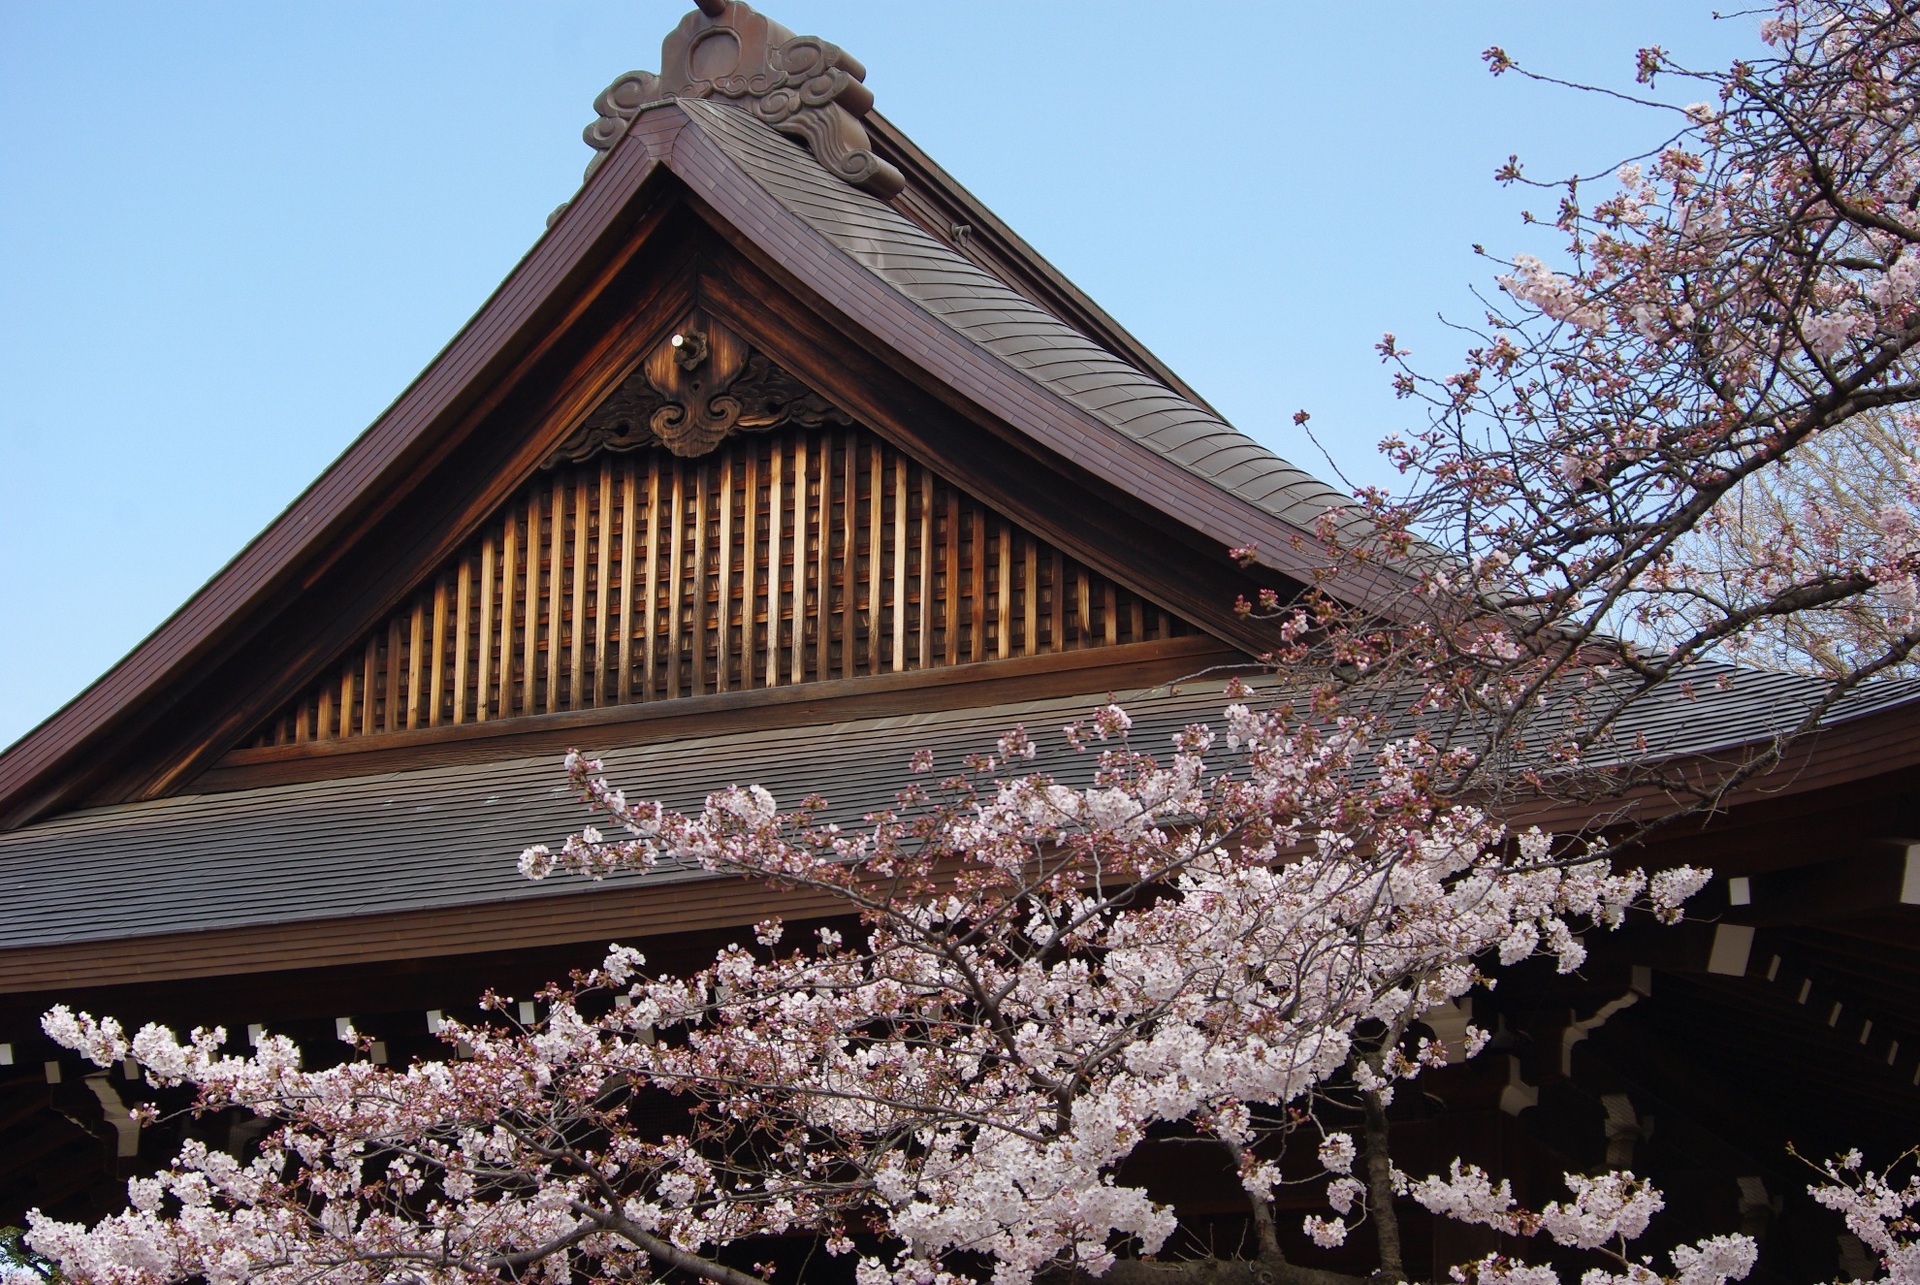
[546,313,852,467]
[581,0,905,199]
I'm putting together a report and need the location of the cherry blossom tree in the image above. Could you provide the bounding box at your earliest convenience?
[1324,0,1920,838]
[24,733,1722,1285]
[1659,406,1920,677]
[19,2,1920,1283]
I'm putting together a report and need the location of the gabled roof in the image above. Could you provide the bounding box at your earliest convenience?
[0,31,1407,832]
[860,111,1225,419]
[666,96,1357,533]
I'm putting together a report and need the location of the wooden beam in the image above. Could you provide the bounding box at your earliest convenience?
[692,461,710,693]
[642,458,662,701]
[617,458,637,702]
[666,461,686,699]
[569,473,591,710]
[475,535,496,722]
[428,576,449,727]
[840,432,858,679]
[741,443,758,690]
[892,449,908,672]
[917,464,933,671]
[594,460,614,707]
[1022,535,1038,659]
[997,519,1012,661]
[201,635,1238,790]
[765,436,784,687]
[452,558,472,724]
[407,598,426,729]
[545,478,566,714]
[716,454,734,694]
[517,495,538,717]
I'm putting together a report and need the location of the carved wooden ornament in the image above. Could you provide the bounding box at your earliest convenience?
[547,313,852,466]
[582,0,905,199]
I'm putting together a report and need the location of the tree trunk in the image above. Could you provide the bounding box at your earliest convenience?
[1362,1086,1405,1284]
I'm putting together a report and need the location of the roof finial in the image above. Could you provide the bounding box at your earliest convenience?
[582,1,905,199]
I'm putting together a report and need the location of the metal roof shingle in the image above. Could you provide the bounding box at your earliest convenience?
[672,100,1354,534]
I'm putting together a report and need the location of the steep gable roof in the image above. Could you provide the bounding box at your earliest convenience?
[0,18,1406,832]
[860,111,1224,418]
[667,97,1356,533]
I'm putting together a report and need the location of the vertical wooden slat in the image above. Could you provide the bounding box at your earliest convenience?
[503,507,523,718]
[840,433,858,678]
[1077,567,1092,650]
[253,429,1222,748]
[643,459,662,701]
[945,486,961,665]
[969,502,986,664]
[997,521,1013,660]
[540,480,561,712]
[428,578,449,726]
[892,451,908,671]
[667,462,686,699]
[476,536,496,722]
[360,636,377,737]
[385,618,403,732]
[716,454,734,693]
[1050,548,1067,654]
[1022,537,1039,658]
[742,445,760,689]
[917,466,933,671]
[407,599,427,729]
[568,476,590,710]
[452,559,473,724]
[804,437,820,681]
[524,491,544,714]
[868,439,885,673]
[618,460,638,701]
[805,435,824,683]
[594,461,614,706]
[765,437,784,686]
[692,462,710,693]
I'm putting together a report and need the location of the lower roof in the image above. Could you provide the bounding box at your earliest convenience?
[4,662,1917,960]
[0,681,1235,952]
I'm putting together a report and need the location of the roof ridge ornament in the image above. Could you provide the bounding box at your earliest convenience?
[582,0,906,199]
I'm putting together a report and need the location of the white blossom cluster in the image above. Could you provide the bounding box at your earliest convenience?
[27,693,1721,1285]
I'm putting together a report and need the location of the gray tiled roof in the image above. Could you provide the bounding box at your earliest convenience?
[673,99,1357,533]
[4,664,1914,952]
[0,684,1228,950]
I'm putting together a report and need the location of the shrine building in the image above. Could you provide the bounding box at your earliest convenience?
[0,6,1914,1279]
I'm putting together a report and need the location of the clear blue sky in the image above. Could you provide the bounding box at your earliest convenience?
[0,2,1763,750]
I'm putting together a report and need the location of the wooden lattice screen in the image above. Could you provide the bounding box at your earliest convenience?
[248,425,1192,747]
